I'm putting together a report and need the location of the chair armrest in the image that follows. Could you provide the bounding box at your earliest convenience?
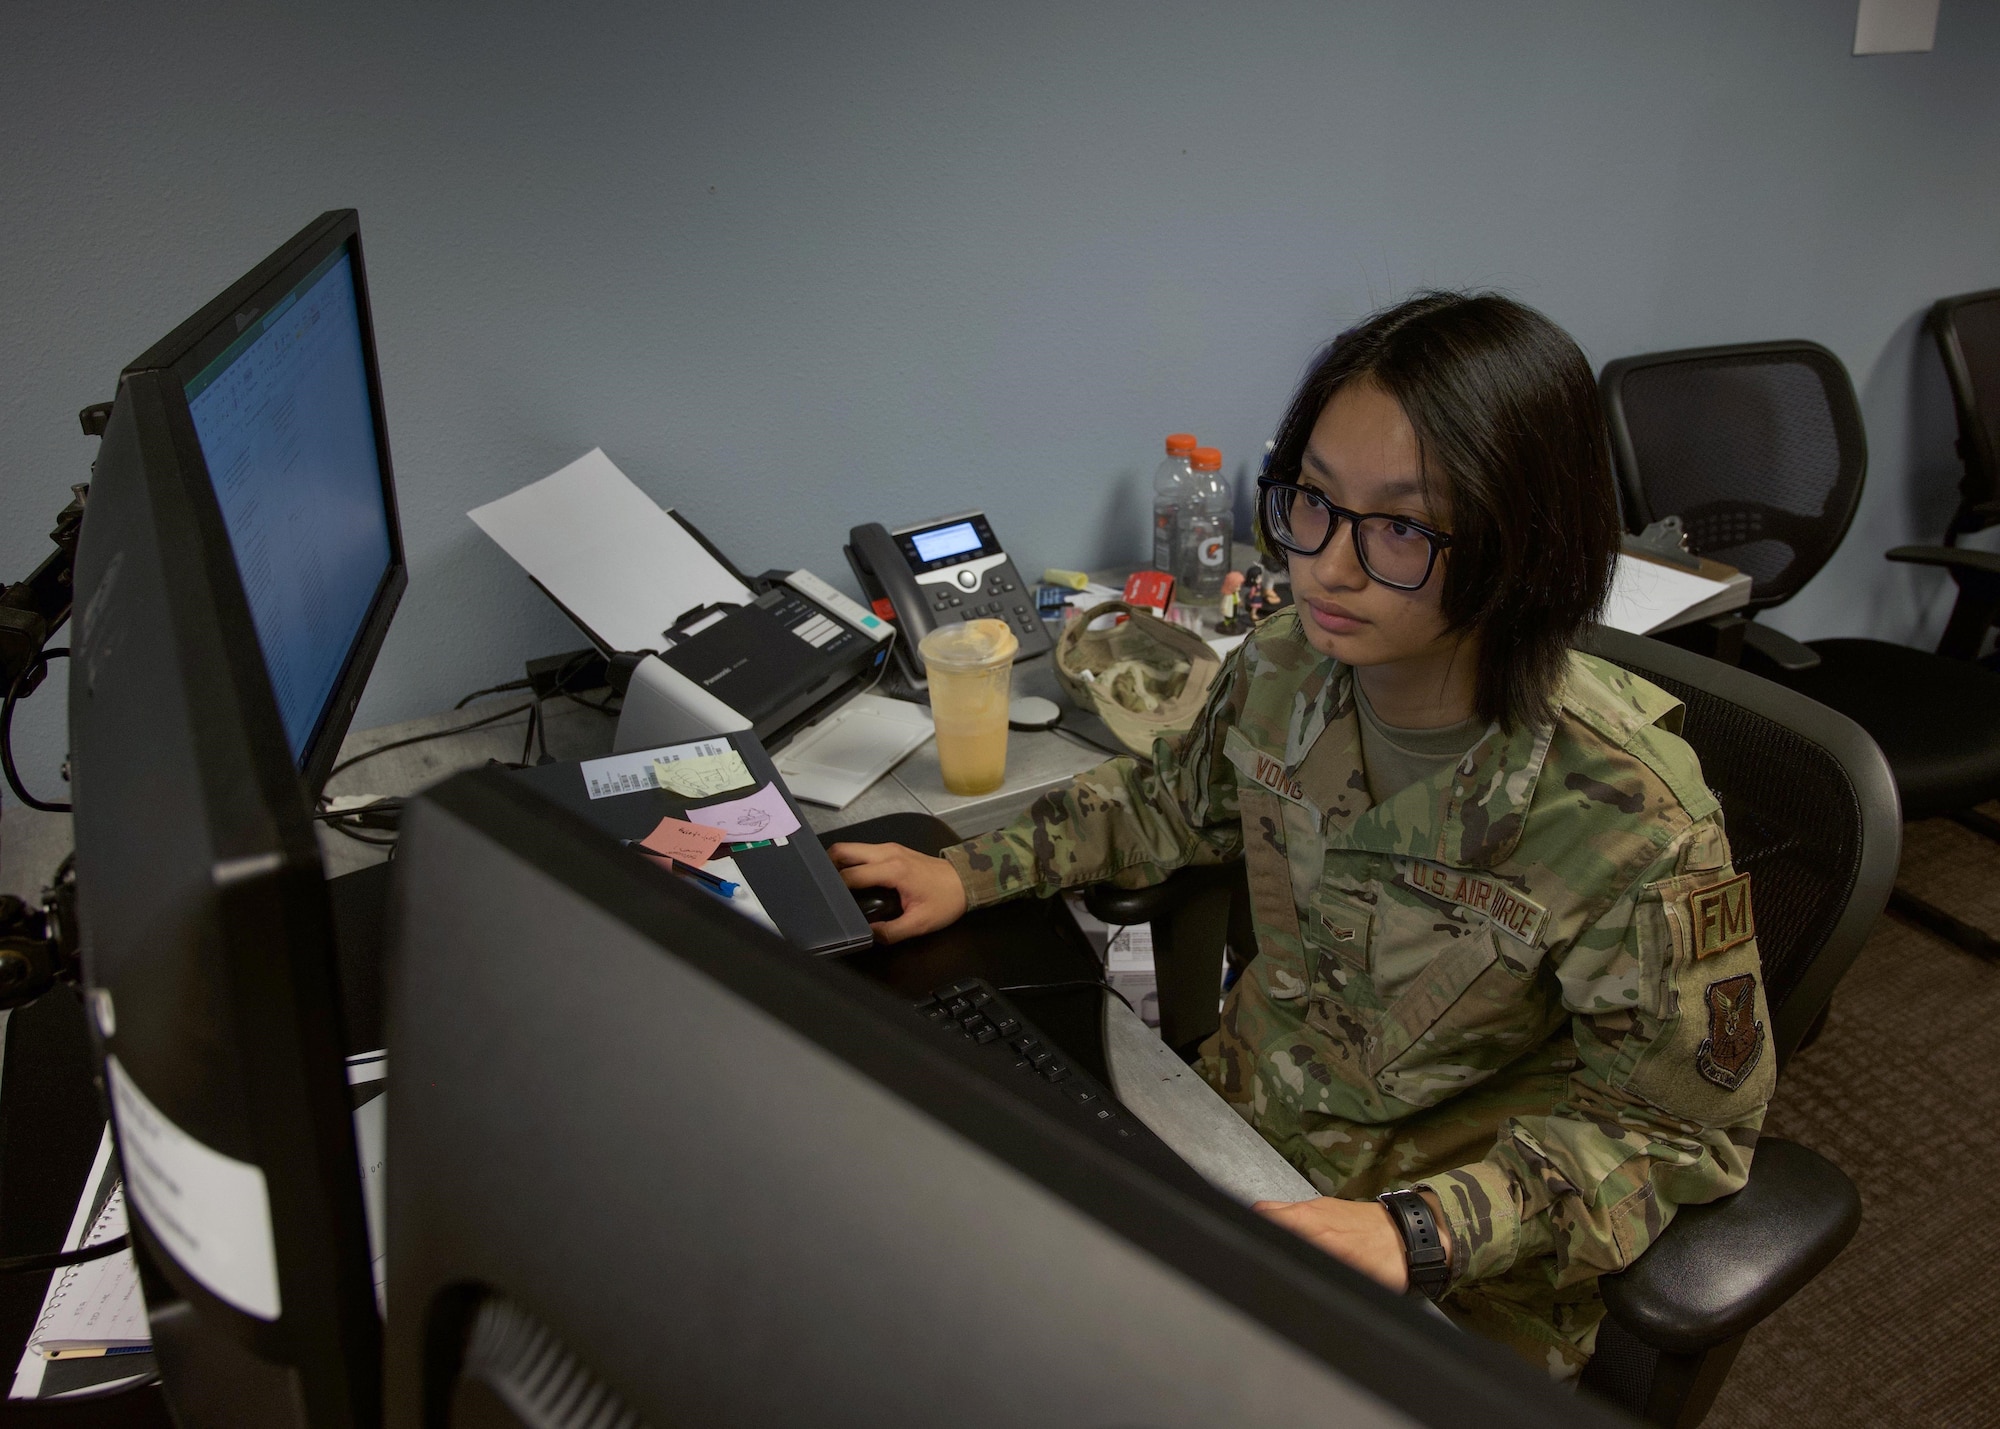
[1083,865,1216,927]
[1598,1138,1861,1356]
[1885,544,2000,584]
[1742,621,1821,671]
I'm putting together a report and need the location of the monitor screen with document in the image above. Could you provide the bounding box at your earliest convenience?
[182,246,396,766]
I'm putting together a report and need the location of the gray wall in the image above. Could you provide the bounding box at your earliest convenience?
[4,1,1998,797]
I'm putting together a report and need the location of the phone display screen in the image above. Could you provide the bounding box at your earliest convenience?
[910,521,982,563]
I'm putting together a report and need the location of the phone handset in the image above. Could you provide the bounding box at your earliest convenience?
[845,522,935,680]
[844,515,1053,684]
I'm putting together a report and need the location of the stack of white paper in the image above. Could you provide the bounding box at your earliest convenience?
[772,694,935,809]
[468,448,751,655]
[11,1129,151,1402]
[1602,553,1738,636]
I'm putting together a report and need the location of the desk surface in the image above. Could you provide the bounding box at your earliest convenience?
[318,653,1116,882]
[313,676,1311,1209]
[0,640,1300,1404]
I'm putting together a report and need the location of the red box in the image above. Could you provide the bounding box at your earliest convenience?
[1123,570,1175,614]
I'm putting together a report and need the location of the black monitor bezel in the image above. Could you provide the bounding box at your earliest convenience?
[122,208,407,799]
[396,770,1622,1429]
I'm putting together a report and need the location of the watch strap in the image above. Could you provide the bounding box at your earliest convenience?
[1378,1188,1452,1303]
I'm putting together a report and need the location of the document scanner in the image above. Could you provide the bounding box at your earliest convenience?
[468,449,893,753]
[613,572,891,753]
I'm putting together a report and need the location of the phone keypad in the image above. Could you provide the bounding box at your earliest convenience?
[918,561,1050,653]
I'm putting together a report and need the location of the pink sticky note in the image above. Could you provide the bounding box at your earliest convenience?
[639,815,728,867]
[685,781,802,844]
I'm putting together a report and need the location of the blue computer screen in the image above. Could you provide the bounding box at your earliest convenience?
[186,249,392,764]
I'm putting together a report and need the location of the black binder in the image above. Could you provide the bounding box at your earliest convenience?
[507,733,873,957]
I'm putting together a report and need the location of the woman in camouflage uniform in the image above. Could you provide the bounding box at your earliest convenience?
[831,292,1774,1379]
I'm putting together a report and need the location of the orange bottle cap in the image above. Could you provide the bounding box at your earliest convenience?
[1165,433,1198,454]
[1191,446,1222,471]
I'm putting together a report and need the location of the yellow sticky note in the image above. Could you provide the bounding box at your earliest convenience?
[653,750,755,799]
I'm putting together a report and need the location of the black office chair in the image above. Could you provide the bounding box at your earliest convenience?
[1926,288,2000,664]
[1601,340,2000,960]
[1086,626,1898,1428]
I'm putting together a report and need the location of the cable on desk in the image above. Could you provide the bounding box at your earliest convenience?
[324,701,533,784]
[996,977,1137,1018]
[313,796,404,851]
[856,628,900,701]
[454,678,532,710]
[312,798,403,823]
[2,648,72,813]
[0,1235,130,1278]
[325,821,399,848]
[458,652,621,718]
[543,650,623,716]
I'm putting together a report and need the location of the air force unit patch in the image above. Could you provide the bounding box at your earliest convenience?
[1399,860,1550,947]
[1696,972,1764,1090]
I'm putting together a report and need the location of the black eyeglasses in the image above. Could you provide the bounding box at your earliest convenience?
[1257,478,1453,592]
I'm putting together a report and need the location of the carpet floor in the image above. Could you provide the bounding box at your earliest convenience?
[1705,809,2000,1427]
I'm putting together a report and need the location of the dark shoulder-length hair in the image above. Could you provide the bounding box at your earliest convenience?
[1260,290,1619,731]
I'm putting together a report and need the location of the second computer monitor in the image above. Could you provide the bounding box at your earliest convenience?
[383,770,1614,1429]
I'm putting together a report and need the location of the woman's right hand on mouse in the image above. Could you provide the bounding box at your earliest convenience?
[826,841,968,943]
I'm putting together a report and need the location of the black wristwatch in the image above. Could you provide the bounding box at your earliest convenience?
[1378,1189,1452,1303]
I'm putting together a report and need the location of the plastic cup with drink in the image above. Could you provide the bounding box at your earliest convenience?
[918,620,1020,796]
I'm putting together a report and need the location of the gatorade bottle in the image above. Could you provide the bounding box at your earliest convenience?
[1181,446,1233,601]
[1151,433,1197,575]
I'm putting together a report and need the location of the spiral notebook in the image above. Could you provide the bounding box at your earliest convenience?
[9,1127,155,1401]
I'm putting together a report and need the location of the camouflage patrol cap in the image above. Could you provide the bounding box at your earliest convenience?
[1054,601,1223,756]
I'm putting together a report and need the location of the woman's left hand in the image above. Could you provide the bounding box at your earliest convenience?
[1252,1195,1431,1292]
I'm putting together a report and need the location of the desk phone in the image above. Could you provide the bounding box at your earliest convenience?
[845,514,1052,680]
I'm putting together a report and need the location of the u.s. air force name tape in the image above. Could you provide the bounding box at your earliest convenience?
[1398,859,1551,948]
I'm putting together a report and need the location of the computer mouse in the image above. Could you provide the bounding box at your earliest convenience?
[853,886,904,924]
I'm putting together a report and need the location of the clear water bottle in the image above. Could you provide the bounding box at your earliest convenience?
[1180,446,1233,601]
[1151,432,1197,574]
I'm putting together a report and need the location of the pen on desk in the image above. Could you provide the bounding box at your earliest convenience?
[44,1345,152,1360]
[620,840,740,896]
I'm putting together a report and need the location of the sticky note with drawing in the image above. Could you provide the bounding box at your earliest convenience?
[653,750,755,799]
[637,815,728,868]
[685,781,802,845]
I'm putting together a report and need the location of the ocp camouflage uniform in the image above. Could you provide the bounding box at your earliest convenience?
[943,610,1775,1379]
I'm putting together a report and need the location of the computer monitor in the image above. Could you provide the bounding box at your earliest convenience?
[384,770,1617,1429]
[67,209,402,1428]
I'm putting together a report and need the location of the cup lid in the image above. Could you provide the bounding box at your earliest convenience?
[919,619,1020,670]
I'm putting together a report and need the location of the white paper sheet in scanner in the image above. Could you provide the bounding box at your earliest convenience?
[468,448,751,655]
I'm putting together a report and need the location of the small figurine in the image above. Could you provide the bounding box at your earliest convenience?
[1217,570,1246,628]
[1222,565,1265,633]
[1232,560,1264,620]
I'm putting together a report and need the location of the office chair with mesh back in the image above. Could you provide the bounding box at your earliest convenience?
[1600,340,2000,961]
[1086,627,1896,1427]
[1926,289,2000,664]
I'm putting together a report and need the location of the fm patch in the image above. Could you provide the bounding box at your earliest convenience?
[1695,973,1764,1091]
[1399,860,1550,947]
[1690,873,1755,959]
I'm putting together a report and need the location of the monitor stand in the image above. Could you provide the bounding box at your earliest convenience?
[327,861,391,1057]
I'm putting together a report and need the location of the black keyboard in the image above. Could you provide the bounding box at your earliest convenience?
[910,978,1212,1195]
